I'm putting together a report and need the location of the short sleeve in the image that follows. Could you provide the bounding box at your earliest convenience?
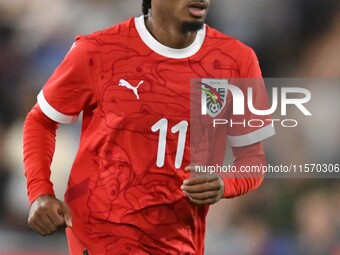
[37,37,96,123]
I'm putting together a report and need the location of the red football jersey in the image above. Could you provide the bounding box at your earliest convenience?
[37,16,274,254]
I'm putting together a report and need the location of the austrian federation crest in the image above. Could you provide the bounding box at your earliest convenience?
[199,79,228,117]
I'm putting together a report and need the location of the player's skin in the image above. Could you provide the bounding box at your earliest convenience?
[145,0,211,48]
[28,0,224,237]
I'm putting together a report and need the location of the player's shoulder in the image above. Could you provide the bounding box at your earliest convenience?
[204,25,261,77]
[205,25,255,56]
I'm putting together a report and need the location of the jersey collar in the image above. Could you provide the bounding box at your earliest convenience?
[134,15,206,59]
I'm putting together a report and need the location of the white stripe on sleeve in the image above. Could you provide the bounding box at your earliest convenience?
[37,90,78,124]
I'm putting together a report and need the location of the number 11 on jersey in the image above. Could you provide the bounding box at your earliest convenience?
[151,118,189,169]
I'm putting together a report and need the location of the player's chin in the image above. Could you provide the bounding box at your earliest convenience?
[181,20,205,33]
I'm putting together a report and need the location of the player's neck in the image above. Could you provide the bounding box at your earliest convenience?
[144,16,197,49]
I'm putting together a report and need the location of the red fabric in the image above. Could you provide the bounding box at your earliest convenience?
[1,252,64,255]
[66,227,87,255]
[223,142,266,198]
[23,104,58,204]
[23,17,273,254]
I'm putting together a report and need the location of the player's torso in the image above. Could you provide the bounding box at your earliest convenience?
[66,18,241,254]
[80,33,240,187]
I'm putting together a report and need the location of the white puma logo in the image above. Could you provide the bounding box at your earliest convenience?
[118,79,144,100]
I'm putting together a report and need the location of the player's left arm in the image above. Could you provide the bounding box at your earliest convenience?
[181,142,265,205]
[181,45,271,205]
[181,48,265,205]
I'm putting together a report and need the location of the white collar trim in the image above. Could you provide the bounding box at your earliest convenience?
[134,15,206,59]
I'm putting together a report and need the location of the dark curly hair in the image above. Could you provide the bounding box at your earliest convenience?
[142,0,151,15]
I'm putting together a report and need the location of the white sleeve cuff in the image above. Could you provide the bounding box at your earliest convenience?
[37,90,78,124]
[227,124,275,147]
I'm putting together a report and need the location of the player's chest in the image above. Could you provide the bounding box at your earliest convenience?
[97,58,192,119]
[94,52,238,129]
[96,53,238,107]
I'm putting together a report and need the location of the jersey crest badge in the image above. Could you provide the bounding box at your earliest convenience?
[199,79,228,117]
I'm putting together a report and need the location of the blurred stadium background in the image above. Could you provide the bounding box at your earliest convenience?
[0,0,339,254]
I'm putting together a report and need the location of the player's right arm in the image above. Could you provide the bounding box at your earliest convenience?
[23,104,72,236]
[23,37,95,236]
